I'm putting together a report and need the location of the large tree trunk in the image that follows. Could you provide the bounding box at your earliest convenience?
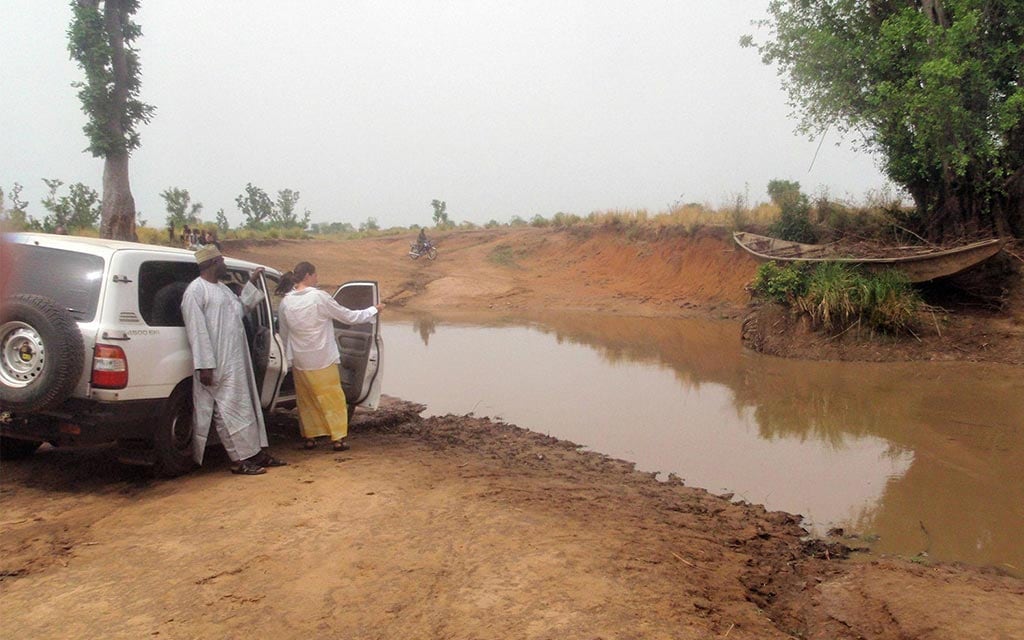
[1004,166,1024,237]
[98,0,137,241]
[100,152,137,241]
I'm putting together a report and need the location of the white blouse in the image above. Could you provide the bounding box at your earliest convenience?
[277,288,378,371]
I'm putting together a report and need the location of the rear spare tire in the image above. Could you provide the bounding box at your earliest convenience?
[0,294,84,412]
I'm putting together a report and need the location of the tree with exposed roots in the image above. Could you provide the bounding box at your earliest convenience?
[68,0,154,241]
[746,0,1024,240]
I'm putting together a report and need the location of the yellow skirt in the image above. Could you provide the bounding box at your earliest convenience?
[293,365,349,441]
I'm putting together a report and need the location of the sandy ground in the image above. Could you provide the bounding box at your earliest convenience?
[2,227,1023,639]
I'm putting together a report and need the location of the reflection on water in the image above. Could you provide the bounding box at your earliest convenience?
[385,312,1024,574]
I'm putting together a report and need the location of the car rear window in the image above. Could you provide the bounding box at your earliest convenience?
[138,261,200,326]
[5,244,104,321]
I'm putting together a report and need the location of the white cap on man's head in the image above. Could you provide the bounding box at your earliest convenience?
[194,245,222,265]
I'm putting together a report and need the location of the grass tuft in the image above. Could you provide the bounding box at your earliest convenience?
[753,261,921,334]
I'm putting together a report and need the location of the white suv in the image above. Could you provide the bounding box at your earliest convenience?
[0,233,383,475]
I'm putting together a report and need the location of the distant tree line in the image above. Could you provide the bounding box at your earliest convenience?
[0,180,100,233]
[0,180,313,235]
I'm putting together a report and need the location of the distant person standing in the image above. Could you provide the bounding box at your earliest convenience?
[180,244,287,475]
[276,261,384,451]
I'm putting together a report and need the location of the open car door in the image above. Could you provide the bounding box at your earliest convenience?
[225,267,285,409]
[333,281,383,410]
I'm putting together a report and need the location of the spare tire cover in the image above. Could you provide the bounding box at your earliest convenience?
[0,294,85,412]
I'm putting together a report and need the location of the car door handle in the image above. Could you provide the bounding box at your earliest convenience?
[101,331,131,341]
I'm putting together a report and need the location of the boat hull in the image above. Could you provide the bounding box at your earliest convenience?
[733,232,1005,283]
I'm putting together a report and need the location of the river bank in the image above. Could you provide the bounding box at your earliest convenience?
[228,226,1024,365]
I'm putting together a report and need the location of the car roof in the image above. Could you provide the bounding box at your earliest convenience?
[3,232,281,276]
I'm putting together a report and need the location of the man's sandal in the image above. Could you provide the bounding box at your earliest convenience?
[231,460,266,475]
[257,452,288,467]
[333,439,350,452]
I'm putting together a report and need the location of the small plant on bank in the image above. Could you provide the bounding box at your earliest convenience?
[752,262,808,304]
[798,262,865,331]
[753,261,921,334]
[488,243,521,268]
[860,269,920,332]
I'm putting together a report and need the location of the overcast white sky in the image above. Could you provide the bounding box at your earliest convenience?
[1,1,891,229]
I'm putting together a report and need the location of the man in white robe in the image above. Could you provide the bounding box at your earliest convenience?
[181,245,286,475]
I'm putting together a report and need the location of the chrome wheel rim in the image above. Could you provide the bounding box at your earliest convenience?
[0,321,45,388]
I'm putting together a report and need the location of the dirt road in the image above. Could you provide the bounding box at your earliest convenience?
[2,227,1022,639]
[5,400,1022,639]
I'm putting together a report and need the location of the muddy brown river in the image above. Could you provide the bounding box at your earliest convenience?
[382,312,1024,575]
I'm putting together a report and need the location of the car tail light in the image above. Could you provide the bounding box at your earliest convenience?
[92,344,128,389]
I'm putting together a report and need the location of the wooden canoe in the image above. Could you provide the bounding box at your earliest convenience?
[733,231,1006,283]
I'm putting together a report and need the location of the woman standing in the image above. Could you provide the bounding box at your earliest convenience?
[276,262,384,451]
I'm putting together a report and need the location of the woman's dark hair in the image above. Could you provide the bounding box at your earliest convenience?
[275,261,316,295]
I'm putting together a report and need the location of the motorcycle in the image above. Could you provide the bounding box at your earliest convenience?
[409,240,438,260]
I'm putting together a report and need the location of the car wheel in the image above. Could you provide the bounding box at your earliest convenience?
[347,403,356,424]
[153,383,198,477]
[0,294,84,412]
[0,436,42,460]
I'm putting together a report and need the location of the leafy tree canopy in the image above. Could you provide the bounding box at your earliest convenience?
[271,189,311,228]
[0,183,31,230]
[215,208,230,234]
[68,0,154,157]
[160,187,203,228]
[431,199,449,227]
[236,183,274,229]
[767,179,802,208]
[41,178,101,232]
[746,0,1024,239]
[236,183,311,229]
[67,0,154,240]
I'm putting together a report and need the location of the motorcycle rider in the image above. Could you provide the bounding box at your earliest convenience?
[416,228,429,253]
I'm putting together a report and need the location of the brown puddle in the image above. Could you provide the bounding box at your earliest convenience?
[382,311,1024,574]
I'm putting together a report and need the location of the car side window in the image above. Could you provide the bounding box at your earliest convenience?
[139,261,199,326]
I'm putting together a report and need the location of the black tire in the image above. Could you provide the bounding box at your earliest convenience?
[153,383,198,477]
[0,436,42,460]
[0,294,85,412]
[347,403,356,424]
[426,247,438,260]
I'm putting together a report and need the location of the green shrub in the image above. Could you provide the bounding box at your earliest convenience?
[754,261,921,334]
[752,262,808,303]
[551,211,581,228]
[768,193,818,243]
[488,243,520,268]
